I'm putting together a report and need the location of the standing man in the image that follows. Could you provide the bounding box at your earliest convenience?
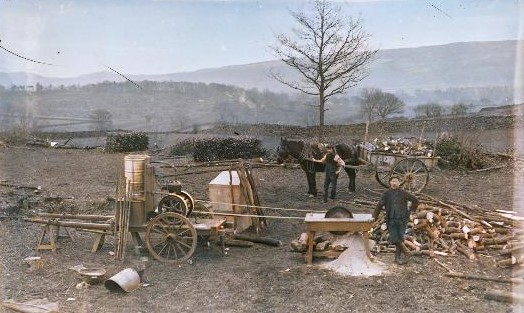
[314,145,345,203]
[373,175,419,265]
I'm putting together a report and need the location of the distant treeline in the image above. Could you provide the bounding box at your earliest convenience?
[0,81,514,132]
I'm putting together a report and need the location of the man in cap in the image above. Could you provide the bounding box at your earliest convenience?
[373,175,419,264]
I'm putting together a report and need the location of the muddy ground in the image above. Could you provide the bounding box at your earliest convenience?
[0,128,523,313]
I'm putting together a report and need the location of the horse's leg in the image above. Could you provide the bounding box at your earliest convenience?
[345,167,356,192]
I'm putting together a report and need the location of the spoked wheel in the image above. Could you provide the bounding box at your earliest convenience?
[157,194,189,216]
[177,191,195,216]
[189,201,215,219]
[390,158,429,193]
[145,212,197,263]
[375,164,392,188]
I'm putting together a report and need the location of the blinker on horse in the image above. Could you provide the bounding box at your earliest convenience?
[277,137,359,196]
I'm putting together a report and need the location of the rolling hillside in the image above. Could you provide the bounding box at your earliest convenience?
[0,40,519,93]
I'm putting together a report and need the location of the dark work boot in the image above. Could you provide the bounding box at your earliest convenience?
[396,243,408,265]
[394,244,401,264]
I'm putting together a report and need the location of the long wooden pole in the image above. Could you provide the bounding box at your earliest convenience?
[24,218,113,231]
[37,213,113,221]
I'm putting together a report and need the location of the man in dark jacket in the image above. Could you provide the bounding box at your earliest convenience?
[373,175,419,264]
[314,145,345,203]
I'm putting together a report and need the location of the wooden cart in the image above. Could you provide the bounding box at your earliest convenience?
[356,144,440,193]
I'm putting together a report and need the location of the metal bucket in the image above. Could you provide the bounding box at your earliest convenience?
[104,268,140,292]
[124,155,150,200]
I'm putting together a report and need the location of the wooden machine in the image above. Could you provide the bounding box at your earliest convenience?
[25,154,227,264]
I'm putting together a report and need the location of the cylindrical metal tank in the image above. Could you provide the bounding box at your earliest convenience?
[124,155,150,200]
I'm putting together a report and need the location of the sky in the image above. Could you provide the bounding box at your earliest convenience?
[0,0,522,78]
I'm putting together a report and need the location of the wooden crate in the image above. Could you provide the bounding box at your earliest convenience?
[208,171,251,232]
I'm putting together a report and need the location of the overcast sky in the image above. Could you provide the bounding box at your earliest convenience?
[0,0,522,77]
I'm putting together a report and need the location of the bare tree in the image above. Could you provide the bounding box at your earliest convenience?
[359,88,404,140]
[270,0,377,129]
[451,103,469,116]
[415,103,444,118]
[359,88,381,141]
[89,109,113,135]
[375,92,405,120]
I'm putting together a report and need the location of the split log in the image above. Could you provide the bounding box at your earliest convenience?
[445,221,461,229]
[483,236,512,245]
[436,238,450,251]
[473,245,486,252]
[499,246,524,256]
[468,227,485,235]
[403,240,420,251]
[456,242,476,260]
[444,227,462,234]
[450,233,468,240]
[413,220,428,230]
[492,227,510,234]
[497,256,521,267]
[424,225,438,240]
[486,244,507,250]
[233,234,282,247]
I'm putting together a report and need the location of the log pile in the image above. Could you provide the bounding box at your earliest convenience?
[364,136,434,157]
[371,193,524,267]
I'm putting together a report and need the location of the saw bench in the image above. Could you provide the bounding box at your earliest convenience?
[303,213,375,265]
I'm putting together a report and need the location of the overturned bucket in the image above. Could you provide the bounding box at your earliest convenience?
[104,268,140,292]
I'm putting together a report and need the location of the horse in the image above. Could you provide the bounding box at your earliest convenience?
[276,137,359,197]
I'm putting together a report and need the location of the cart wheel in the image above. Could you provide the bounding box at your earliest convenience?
[189,201,214,219]
[157,194,189,216]
[145,212,197,263]
[390,158,429,193]
[178,191,195,216]
[375,164,391,188]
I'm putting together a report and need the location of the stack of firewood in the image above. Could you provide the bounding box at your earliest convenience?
[367,137,434,157]
[372,194,523,267]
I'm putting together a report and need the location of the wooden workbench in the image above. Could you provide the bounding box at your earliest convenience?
[303,213,375,265]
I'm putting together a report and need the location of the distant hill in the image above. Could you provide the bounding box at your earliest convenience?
[0,40,519,93]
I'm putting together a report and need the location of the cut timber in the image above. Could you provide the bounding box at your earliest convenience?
[483,236,512,245]
[485,289,524,303]
[403,240,420,251]
[233,234,282,247]
[219,239,254,248]
[446,272,523,284]
[497,256,517,267]
[456,242,476,260]
[433,258,454,272]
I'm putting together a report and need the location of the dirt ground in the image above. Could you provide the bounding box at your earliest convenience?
[0,133,523,313]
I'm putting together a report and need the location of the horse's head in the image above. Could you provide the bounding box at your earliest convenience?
[276,137,290,164]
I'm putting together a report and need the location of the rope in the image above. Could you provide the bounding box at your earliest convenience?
[196,199,327,213]
[191,210,306,220]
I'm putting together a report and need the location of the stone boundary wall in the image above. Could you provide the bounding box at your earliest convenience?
[210,114,524,140]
